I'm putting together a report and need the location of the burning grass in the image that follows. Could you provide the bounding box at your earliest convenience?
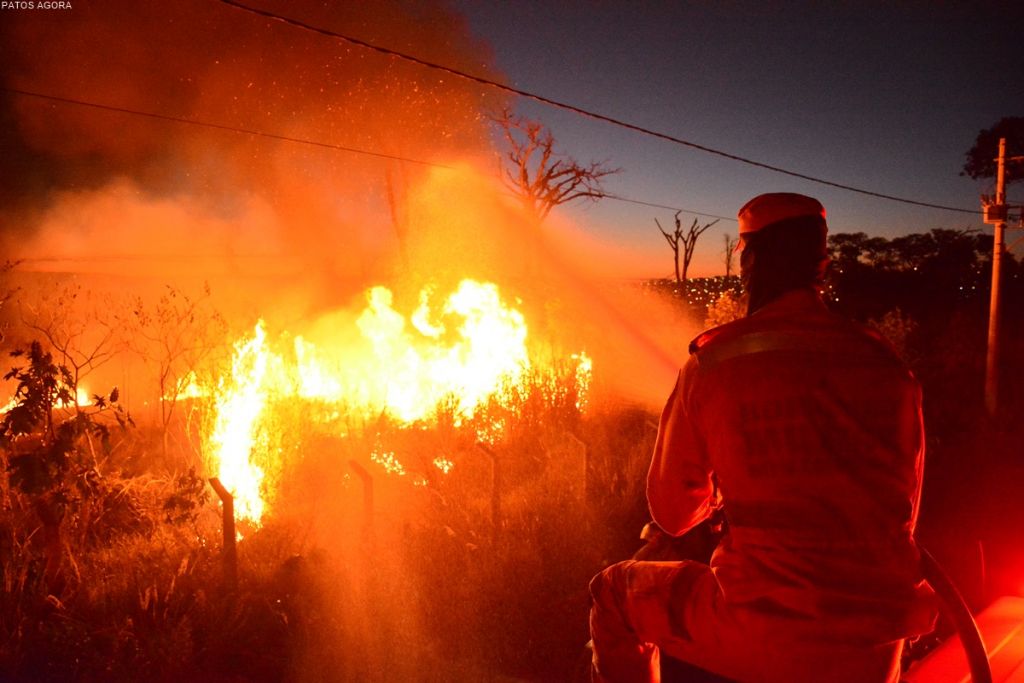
[0,399,654,682]
[0,275,660,682]
[189,277,594,526]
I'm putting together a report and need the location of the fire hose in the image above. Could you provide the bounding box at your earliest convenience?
[917,545,993,683]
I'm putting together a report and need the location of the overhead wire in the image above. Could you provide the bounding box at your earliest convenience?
[1,86,451,169]
[2,86,734,223]
[602,195,734,221]
[216,0,978,216]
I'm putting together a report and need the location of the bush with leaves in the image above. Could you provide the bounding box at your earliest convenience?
[1,341,131,592]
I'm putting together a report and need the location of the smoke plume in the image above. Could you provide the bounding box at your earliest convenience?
[0,0,502,305]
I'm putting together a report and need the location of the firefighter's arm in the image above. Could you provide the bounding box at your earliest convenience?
[646,364,714,537]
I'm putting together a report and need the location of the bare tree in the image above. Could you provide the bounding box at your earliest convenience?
[19,284,123,413]
[128,283,227,459]
[493,108,619,221]
[655,211,719,283]
[723,234,738,277]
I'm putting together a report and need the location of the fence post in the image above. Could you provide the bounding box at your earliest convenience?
[477,443,501,541]
[208,477,237,591]
[348,460,374,543]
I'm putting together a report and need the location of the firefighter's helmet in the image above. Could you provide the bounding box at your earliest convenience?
[737,193,826,235]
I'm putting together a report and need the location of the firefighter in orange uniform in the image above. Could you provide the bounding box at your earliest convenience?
[589,193,936,683]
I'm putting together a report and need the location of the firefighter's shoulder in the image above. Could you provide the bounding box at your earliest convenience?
[843,317,910,367]
[687,317,750,355]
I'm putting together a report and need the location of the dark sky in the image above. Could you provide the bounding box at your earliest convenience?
[449,1,1023,275]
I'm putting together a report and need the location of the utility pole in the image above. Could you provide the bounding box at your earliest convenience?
[983,138,1008,417]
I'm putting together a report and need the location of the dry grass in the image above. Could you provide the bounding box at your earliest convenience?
[0,360,651,682]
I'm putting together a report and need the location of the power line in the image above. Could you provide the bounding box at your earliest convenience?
[2,86,734,224]
[216,0,978,216]
[1,86,451,169]
[603,194,735,222]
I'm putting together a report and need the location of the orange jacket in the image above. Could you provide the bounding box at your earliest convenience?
[648,288,935,642]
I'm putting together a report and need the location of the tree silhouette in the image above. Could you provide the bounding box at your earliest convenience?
[655,211,718,283]
[826,228,1000,321]
[1,340,128,594]
[127,284,226,459]
[961,117,1024,184]
[493,108,619,221]
[723,234,737,277]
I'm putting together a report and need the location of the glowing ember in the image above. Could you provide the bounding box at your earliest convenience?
[371,447,406,476]
[573,352,593,411]
[433,456,454,474]
[476,418,506,446]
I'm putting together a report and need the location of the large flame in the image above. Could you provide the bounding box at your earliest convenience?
[203,279,590,525]
[349,280,529,422]
[207,322,275,522]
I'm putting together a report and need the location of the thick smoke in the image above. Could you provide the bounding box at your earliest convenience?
[0,0,696,411]
[0,0,502,311]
